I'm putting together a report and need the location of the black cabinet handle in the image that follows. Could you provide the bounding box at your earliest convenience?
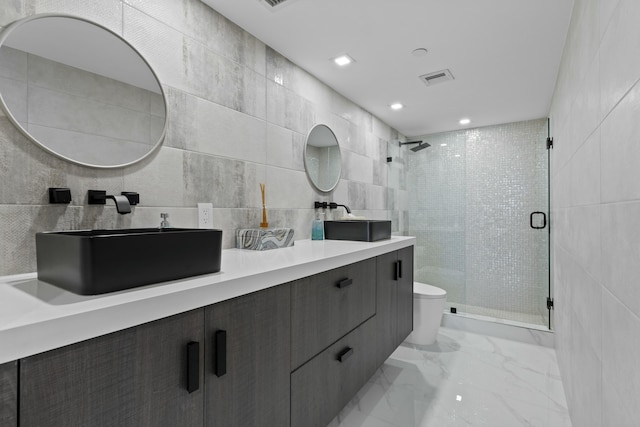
[398,260,403,279]
[337,347,354,363]
[214,330,227,377]
[337,278,353,288]
[394,261,401,281]
[186,341,200,393]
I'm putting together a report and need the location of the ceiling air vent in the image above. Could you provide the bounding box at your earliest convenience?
[419,69,455,87]
[260,0,299,10]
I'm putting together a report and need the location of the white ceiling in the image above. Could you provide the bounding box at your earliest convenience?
[204,0,574,138]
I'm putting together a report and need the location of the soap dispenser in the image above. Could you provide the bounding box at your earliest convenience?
[311,212,325,240]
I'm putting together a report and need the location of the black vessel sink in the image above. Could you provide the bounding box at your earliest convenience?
[36,228,223,295]
[323,220,391,242]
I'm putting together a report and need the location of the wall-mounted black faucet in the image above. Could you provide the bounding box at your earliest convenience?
[314,201,351,214]
[329,202,351,214]
[88,190,139,215]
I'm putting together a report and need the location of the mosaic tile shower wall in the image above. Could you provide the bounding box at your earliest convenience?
[407,119,549,326]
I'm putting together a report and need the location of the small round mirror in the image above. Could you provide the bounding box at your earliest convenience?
[0,14,167,168]
[304,124,342,192]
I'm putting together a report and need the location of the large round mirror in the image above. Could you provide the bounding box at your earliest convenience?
[304,124,342,192]
[0,14,167,168]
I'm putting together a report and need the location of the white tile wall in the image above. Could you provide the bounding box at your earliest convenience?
[569,128,600,207]
[601,290,640,426]
[550,0,640,424]
[600,82,640,203]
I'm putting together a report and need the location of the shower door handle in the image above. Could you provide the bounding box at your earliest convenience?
[530,212,546,229]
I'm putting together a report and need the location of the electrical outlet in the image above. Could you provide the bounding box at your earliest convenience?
[198,203,214,229]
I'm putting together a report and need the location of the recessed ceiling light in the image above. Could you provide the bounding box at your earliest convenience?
[459,118,471,125]
[440,143,447,147]
[333,54,354,66]
[390,103,404,110]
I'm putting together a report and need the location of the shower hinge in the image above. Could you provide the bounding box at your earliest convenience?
[546,137,554,150]
[547,297,554,310]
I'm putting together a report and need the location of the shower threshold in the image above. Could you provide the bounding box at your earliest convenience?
[439,305,554,348]
[445,303,548,329]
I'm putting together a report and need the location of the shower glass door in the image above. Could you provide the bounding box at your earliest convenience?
[401,119,550,329]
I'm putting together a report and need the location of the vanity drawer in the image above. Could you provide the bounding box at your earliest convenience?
[291,317,377,427]
[290,258,376,369]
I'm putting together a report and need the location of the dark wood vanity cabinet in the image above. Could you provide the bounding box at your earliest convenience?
[0,361,17,427]
[289,258,378,427]
[204,285,290,427]
[290,258,376,369]
[16,287,290,427]
[19,309,205,427]
[289,247,414,427]
[375,246,414,367]
[397,246,415,345]
[291,317,377,427]
[11,245,413,427]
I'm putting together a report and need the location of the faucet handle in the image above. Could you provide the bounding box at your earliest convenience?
[121,192,139,205]
[88,190,107,204]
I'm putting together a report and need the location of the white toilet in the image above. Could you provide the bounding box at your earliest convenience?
[406,282,447,345]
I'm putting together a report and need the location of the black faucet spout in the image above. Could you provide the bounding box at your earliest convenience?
[328,202,351,214]
[88,190,132,214]
[314,201,352,214]
[106,195,132,214]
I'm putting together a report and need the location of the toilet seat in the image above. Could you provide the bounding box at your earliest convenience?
[414,282,447,299]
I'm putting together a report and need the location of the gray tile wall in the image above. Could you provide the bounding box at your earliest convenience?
[0,0,404,276]
[549,0,640,425]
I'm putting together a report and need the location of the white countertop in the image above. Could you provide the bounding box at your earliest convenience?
[0,236,414,363]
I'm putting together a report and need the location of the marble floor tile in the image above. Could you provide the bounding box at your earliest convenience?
[330,327,571,427]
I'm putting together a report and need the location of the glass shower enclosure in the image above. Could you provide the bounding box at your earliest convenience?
[392,119,551,329]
